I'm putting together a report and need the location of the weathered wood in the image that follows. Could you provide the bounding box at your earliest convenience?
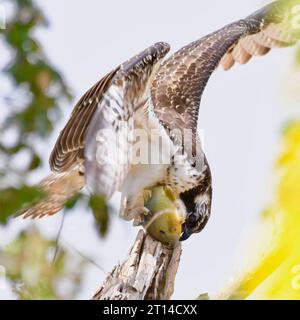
[92,230,182,300]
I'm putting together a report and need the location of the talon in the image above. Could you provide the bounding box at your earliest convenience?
[122,206,150,222]
[135,206,150,216]
[133,216,145,226]
[143,189,152,203]
[132,206,151,226]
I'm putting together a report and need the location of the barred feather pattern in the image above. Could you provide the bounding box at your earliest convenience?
[18,1,300,220]
[18,43,170,218]
[17,167,84,218]
[84,43,170,198]
[49,69,119,172]
[151,0,300,138]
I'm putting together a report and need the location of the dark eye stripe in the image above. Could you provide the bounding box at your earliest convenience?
[187,213,197,225]
[201,203,208,214]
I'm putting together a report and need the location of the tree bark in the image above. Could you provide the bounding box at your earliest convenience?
[92,229,182,300]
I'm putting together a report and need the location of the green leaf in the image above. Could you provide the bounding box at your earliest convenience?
[64,193,82,210]
[196,293,210,300]
[27,153,41,171]
[0,186,46,224]
[88,195,110,237]
[0,227,85,299]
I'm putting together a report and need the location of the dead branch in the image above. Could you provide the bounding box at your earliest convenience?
[92,229,182,300]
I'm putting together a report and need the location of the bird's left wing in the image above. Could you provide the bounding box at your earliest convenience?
[18,43,170,219]
[84,43,170,198]
[151,0,300,134]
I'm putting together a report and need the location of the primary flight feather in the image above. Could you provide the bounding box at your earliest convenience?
[19,0,300,241]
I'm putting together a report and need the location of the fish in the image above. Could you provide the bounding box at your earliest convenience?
[143,185,186,246]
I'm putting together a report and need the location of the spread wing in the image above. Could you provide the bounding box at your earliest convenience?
[49,69,119,172]
[84,43,170,197]
[50,42,170,197]
[151,0,300,133]
[20,43,170,218]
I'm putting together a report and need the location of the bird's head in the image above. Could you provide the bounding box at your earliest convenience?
[179,184,212,241]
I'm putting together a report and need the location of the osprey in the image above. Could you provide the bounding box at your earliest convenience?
[20,0,300,241]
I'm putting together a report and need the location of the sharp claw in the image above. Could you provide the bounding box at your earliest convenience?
[132,207,151,226]
[143,189,152,203]
[133,218,144,226]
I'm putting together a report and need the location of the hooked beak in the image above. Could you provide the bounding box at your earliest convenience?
[180,223,192,241]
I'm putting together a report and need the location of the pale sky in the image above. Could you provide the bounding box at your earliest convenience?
[0,0,299,299]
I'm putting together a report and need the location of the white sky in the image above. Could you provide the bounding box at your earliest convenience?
[1,0,299,299]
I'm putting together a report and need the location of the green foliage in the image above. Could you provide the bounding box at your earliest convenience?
[0,185,46,223]
[89,195,110,237]
[0,0,109,234]
[0,0,106,299]
[64,193,83,211]
[0,227,85,299]
[0,0,72,221]
[196,293,209,300]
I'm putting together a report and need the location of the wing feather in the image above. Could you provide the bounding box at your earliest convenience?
[151,0,300,133]
[49,69,119,172]
[84,43,170,198]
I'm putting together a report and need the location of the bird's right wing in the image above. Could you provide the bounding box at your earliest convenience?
[220,0,300,70]
[151,0,300,139]
[84,43,170,198]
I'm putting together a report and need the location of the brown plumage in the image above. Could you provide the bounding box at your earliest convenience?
[19,0,300,225]
[151,0,300,136]
[49,69,119,172]
[17,168,84,218]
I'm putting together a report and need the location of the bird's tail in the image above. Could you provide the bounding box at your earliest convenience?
[17,168,84,219]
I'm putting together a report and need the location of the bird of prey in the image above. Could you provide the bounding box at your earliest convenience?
[20,0,300,241]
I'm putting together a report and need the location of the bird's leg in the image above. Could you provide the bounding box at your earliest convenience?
[131,189,153,226]
[120,189,151,223]
[143,189,152,203]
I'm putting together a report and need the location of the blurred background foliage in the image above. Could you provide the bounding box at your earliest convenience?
[0,0,110,299]
[1,0,300,300]
[214,55,300,300]
[0,0,72,222]
[0,227,85,299]
[0,0,110,231]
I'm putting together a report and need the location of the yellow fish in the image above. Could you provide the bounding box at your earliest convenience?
[143,186,186,246]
